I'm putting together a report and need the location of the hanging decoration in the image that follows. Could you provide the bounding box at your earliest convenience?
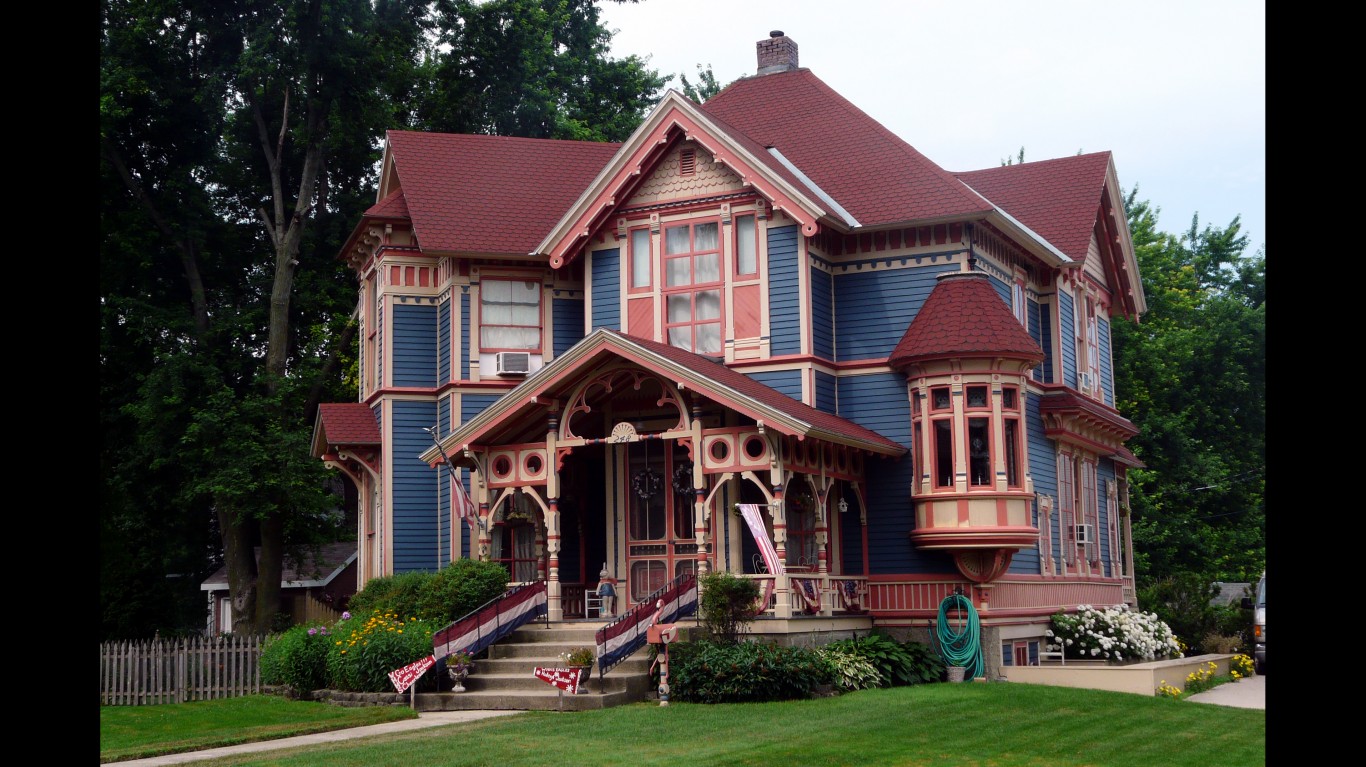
[633,435,662,500]
[672,463,693,497]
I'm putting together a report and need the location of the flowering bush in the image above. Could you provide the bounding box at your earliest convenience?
[1155,679,1183,699]
[1184,661,1218,694]
[260,622,333,692]
[1230,653,1254,679]
[1046,604,1183,662]
[325,609,437,692]
[560,647,595,666]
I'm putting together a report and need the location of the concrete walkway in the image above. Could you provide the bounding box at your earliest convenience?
[1185,672,1265,709]
[100,709,525,766]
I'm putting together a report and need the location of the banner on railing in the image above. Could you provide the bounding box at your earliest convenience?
[738,503,783,575]
[388,654,436,694]
[595,572,697,677]
[432,581,547,662]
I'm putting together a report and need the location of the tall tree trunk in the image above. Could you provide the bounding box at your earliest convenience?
[218,505,259,634]
[255,511,285,630]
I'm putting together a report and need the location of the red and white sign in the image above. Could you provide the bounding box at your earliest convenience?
[533,666,581,695]
[388,654,436,693]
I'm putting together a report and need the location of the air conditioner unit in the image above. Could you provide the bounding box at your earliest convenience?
[1074,523,1093,544]
[494,351,531,376]
[1077,372,1093,393]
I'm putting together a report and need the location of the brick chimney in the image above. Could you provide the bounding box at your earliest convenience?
[756,30,798,75]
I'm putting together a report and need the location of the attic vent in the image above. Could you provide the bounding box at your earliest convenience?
[680,148,696,176]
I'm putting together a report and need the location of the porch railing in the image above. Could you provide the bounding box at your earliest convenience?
[594,572,697,677]
[738,573,868,618]
[431,580,547,661]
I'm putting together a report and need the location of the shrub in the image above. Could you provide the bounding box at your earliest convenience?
[1138,571,1221,651]
[822,633,940,687]
[897,640,948,685]
[669,639,834,703]
[1047,604,1182,662]
[414,559,510,625]
[325,610,438,693]
[1230,653,1254,679]
[697,571,760,643]
[1200,632,1243,654]
[260,622,333,692]
[817,645,882,691]
[1183,660,1219,695]
[346,572,431,623]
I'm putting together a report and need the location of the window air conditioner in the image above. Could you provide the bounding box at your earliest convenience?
[494,351,531,376]
[1077,372,1093,393]
[1074,524,1093,544]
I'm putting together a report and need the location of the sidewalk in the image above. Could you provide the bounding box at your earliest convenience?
[100,709,524,766]
[1184,672,1265,709]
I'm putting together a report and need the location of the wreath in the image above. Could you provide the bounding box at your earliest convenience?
[672,463,694,497]
[632,468,663,499]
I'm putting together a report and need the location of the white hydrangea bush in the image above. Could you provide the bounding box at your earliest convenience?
[1045,604,1183,662]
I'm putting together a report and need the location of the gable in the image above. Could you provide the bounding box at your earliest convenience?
[626,140,745,207]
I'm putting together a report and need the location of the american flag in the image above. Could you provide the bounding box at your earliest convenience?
[451,467,478,523]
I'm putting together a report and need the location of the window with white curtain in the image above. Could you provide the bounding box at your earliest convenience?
[480,279,541,350]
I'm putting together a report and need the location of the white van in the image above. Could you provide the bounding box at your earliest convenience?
[1241,572,1265,674]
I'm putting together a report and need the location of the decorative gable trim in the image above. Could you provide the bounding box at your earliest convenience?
[536,91,830,270]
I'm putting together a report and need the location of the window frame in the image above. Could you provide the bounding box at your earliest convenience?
[478,276,543,353]
[628,225,653,293]
[734,213,758,277]
[661,217,725,355]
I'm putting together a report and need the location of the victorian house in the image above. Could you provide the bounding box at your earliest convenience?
[312,31,1146,673]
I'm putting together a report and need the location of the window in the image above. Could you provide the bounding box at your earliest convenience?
[662,220,723,354]
[1003,387,1021,487]
[1074,292,1102,398]
[491,520,537,583]
[630,228,652,289]
[735,215,757,276]
[1012,279,1027,327]
[785,496,818,569]
[1057,453,1076,566]
[967,418,991,486]
[930,386,954,488]
[1080,458,1098,565]
[480,279,541,350]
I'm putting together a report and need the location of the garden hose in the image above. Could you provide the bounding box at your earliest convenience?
[935,593,984,680]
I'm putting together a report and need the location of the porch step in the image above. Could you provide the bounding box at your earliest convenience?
[415,622,655,712]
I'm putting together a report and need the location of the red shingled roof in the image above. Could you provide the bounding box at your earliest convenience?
[366,188,410,219]
[953,152,1113,262]
[605,330,906,454]
[385,131,620,255]
[888,271,1044,368]
[316,402,381,446]
[702,70,992,226]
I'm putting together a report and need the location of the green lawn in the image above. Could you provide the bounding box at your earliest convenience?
[100,683,1264,767]
[98,695,418,762]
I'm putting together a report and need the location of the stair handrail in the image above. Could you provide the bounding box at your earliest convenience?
[594,571,698,677]
[432,580,548,662]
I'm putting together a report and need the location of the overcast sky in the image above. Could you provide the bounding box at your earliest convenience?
[599,0,1266,257]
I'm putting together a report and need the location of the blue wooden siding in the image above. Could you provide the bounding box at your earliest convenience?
[437,299,451,384]
[392,303,437,388]
[461,394,501,424]
[590,248,621,331]
[1098,317,1113,406]
[768,226,800,356]
[810,266,834,360]
[1018,392,1058,573]
[1029,298,1050,382]
[814,370,837,414]
[459,292,470,380]
[746,369,802,402]
[987,271,1011,304]
[1098,458,1116,576]
[1058,291,1076,388]
[437,396,452,566]
[838,373,951,574]
[834,261,957,361]
[391,400,439,573]
[552,296,585,358]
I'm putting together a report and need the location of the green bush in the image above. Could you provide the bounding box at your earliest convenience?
[325,610,438,693]
[345,571,431,623]
[415,559,510,625]
[260,623,333,692]
[697,570,760,643]
[817,644,883,691]
[823,632,929,687]
[669,639,834,703]
[897,640,947,684]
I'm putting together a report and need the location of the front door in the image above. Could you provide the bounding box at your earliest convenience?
[625,440,697,604]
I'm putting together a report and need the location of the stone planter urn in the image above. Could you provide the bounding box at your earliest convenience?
[447,657,474,692]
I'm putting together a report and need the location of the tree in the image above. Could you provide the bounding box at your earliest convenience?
[1112,189,1266,588]
[675,63,724,103]
[100,0,668,638]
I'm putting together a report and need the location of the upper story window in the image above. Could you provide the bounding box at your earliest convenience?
[1012,279,1027,327]
[735,214,757,276]
[480,278,541,351]
[629,227,652,290]
[663,219,722,355]
[929,386,954,488]
[914,383,1025,494]
[1073,291,1102,399]
[1003,387,1022,488]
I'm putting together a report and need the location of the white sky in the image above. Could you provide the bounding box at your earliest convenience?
[599,0,1266,256]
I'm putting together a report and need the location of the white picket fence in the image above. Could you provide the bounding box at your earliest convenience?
[99,634,265,706]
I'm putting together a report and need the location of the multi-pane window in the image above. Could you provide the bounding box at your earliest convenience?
[480,279,541,350]
[1057,452,1076,566]
[966,385,991,487]
[491,520,537,583]
[1074,292,1102,399]
[1003,387,1022,487]
[1012,279,1027,326]
[1080,458,1098,565]
[930,387,954,488]
[663,220,722,354]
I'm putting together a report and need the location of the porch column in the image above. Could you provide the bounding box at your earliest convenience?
[691,401,710,576]
[546,410,562,621]
[771,483,792,619]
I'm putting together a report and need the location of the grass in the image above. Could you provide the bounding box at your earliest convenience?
[99,682,1264,767]
[98,695,418,763]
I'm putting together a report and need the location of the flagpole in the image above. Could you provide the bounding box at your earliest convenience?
[424,425,486,534]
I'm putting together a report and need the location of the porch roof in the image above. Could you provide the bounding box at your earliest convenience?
[422,328,907,465]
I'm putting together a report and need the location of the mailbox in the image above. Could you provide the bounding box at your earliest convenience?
[647,623,677,644]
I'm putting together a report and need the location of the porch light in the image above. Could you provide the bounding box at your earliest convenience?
[838,497,849,514]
